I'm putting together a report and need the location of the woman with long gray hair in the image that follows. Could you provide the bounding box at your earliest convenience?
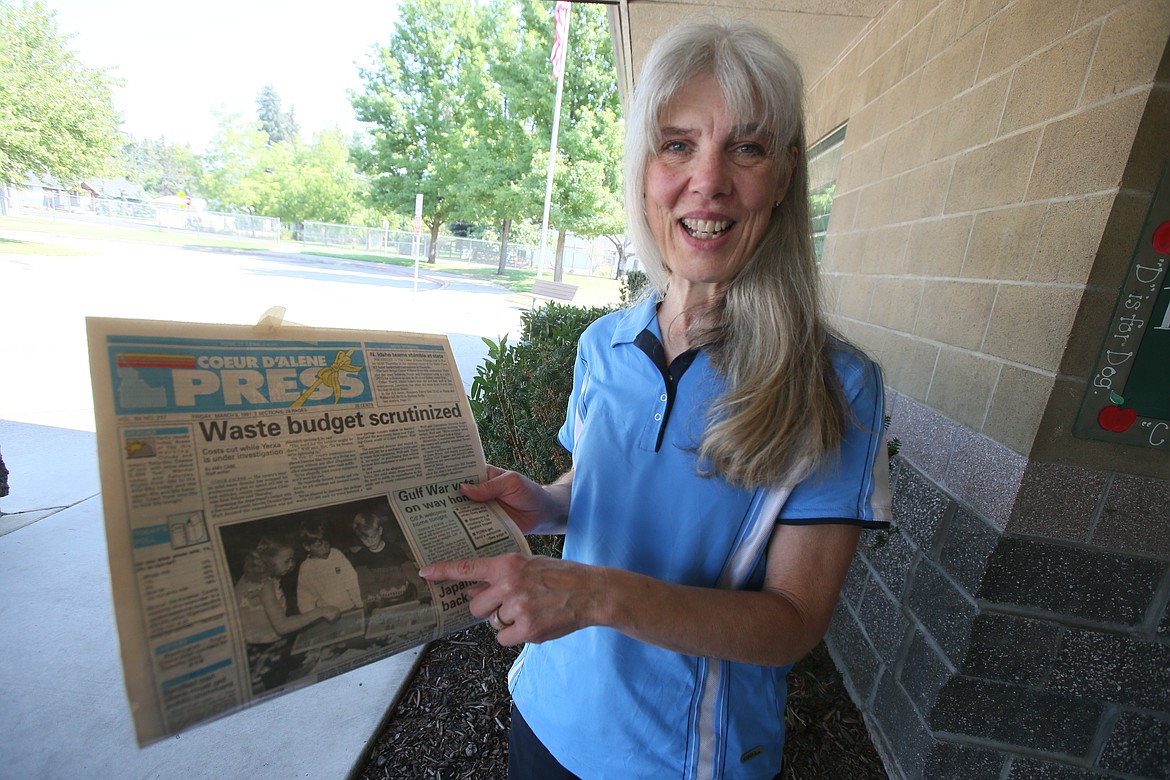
[423,17,891,780]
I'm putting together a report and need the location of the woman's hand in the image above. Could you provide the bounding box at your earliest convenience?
[423,523,862,666]
[420,553,606,646]
[460,465,572,535]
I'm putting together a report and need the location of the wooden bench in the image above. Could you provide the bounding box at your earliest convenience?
[530,278,578,305]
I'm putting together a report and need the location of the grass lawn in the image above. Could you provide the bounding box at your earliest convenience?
[0,236,98,255]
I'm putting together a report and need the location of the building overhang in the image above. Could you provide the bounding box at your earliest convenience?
[604,0,887,109]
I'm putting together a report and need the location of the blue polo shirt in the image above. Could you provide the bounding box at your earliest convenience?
[508,296,891,780]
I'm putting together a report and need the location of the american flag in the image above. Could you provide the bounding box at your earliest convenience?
[550,1,571,79]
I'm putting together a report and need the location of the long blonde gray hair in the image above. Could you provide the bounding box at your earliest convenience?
[624,19,845,487]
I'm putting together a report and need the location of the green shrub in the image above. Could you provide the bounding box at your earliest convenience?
[469,302,614,556]
[470,302,614,485]
[619,269,649,306]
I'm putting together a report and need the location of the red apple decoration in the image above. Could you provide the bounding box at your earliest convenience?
[1152,220,1170,255]
[1098,404,1137,432]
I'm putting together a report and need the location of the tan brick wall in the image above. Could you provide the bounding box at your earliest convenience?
[812,0,1170,469]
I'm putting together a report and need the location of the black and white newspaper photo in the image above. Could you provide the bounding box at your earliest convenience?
[86,316,529,746]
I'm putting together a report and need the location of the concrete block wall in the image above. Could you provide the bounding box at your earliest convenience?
[808,0,1170,465]
[803,0,1170,777]
[829,451,1170,778]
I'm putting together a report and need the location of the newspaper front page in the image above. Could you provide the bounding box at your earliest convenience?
[86,316,529,746]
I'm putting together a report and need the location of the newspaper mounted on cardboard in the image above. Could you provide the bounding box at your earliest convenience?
[86,316,529,746]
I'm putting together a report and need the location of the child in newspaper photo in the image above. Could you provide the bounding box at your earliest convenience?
[234,536,341,693]
[346,500,429,611]
[297,518,363,613]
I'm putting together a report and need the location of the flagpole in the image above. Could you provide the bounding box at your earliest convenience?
[536,67,565,280]
[537,2,570,280]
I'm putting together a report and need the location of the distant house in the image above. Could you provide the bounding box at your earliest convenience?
[12,175,147,212]
[86,177,148,203]
[16,175,79,210]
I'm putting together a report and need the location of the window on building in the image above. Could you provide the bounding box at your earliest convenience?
[807,124,847,262]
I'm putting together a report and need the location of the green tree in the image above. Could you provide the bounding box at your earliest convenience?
[0,0,121,188]
[201,110,365,226]
[603,233,636,280]
[256,84,299,146]
[461,0,545,275]
[119,135,201,197]
[264,130,365,226]
[199,110,270,213]
[351,0,486,263]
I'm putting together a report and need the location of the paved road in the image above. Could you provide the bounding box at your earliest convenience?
[0,230,526,431]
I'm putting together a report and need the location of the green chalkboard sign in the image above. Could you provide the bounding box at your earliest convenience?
[1075,165,1170,449]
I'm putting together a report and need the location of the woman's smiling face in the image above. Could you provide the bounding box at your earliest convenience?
[644,74,792,291]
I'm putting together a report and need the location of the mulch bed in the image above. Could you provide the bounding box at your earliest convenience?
[358,624,519,780]
[357,623,887,779]
[780,640,889,779]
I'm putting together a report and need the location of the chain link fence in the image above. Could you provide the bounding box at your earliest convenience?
[8,189,280,238]
[94,200,281,239]
[302,221,619,277]
[5,185,281,240]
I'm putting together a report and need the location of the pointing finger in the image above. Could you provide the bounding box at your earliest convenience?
[419,558,486,583]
